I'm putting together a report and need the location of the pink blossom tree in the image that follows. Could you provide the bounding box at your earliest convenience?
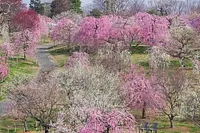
[135,12,169,46]
[75,15,142,51]
[75,16,112,47]
[110,16,140,48]
[39,15,55,36]
[1,42,17,57]
[121,64,164,118]
[13,9,39,32]
[52,18,78,46]
[11,9,41,60]
[79,109,136,133]
[12,30,39,60]
[135,12,170,70]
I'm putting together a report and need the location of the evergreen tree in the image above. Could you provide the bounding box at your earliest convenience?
[69,0,82,13]
[29,0,44,15]
[89,8,102,18]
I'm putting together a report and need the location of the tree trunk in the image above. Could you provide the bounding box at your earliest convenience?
[142,102,146,119]
[44,125,49,133]
[103,125,110,133]
[169,118,174,128]
[1,21,9,42]
[24,52,26,60]
[23,120,29,132]
[23,44,27,60]
[180,58,185,68]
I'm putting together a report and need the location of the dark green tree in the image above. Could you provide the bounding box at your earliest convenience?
[69,0,82,13]
[29,0,44,15]
[89,8,102,18]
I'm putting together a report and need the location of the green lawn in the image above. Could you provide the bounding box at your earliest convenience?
[146,117,200,133]
[40,36,54,45]
[0,117,36,133]
[0,57,38,99]
[49,45,195,70]
[49,45,70,67]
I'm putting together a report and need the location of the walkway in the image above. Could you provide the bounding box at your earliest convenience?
[36,44,57,72]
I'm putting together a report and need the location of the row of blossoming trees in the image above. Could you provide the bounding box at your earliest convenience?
[1,1,200,132]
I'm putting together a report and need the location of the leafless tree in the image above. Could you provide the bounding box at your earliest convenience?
[185,0,200,14]
[128,0,146,15]
[91,43,131,73]
[52,10,84,24]
[148,0,186,16]
[92,0,105,12]
[153,69,189,128]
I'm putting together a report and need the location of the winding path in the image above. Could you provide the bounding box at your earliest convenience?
[36,44,57,72]
[0,44,57,116]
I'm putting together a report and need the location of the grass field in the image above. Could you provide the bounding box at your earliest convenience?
[138,117,200,133]
[49,45,194,69]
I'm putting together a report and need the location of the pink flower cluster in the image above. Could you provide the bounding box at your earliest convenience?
[121,64,164,110]
[79,109,136,133]
[52,18,77,44]
[135,12,169,46]
[73,13,170,47]
[75,16,112,46]
[12,30,39,58]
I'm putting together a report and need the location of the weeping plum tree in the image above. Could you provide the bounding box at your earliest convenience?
[121,64,164,118]
[75,16,112,48]
[135,12,169,46]
[52,10,83,24]
[135,12,170,70]
[52,18,78,46]
[110,16,140,48]
[79,109,136,133]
